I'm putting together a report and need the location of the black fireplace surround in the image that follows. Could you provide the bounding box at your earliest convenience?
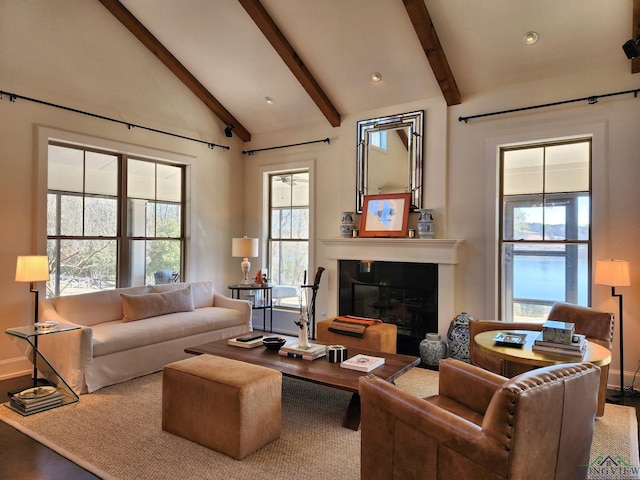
[338,260,438,356]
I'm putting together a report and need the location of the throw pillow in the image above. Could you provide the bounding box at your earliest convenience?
[121,285,194,322]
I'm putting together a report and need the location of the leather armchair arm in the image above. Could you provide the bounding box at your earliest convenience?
[437,358,506,414]
[360,375,509,478]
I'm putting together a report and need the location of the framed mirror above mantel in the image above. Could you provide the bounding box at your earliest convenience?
[356,110,424,213]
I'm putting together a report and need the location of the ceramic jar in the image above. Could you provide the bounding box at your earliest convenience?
[340,212,355,238]
[419,333,448,367]
[447,312,473,363]
[417,209,434,238]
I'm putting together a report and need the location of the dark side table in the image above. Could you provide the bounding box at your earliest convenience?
[228,284,273,332]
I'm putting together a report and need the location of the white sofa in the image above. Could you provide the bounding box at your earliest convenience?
[38,281,252,394]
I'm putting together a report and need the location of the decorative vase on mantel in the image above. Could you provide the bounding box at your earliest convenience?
[447,312,473,363]
[419,333,448,367]
[340,211,355,238]
[417,209,435,238]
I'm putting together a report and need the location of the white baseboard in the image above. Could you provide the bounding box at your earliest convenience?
[0,356,31,381]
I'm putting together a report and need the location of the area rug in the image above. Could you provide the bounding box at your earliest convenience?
[0,368,637,480]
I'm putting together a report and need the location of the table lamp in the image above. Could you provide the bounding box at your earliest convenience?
[15,255,50,387]
[232,237,258,285]
[595,258,631,397]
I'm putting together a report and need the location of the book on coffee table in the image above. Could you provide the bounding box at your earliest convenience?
[227,336,264,349]
[340,354,385,372]
[280,341,326,355]
[278,349,326,361]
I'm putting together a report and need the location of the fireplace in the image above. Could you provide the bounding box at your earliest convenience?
[322,237,463,356]
[339,260,437,356]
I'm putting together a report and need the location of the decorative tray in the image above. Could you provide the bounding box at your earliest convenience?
[493,331,527,347]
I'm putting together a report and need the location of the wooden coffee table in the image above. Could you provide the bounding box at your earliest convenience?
[185,333,420,430]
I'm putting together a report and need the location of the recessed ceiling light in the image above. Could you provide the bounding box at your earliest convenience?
[370,72,382,82]
[265,96,274,104]
[522,31,539,45]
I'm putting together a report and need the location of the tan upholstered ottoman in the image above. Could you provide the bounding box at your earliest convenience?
[162,354,282,460]
[316,318,397,353]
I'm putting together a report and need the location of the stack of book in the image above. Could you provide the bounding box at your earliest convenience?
[278,341,326,360]
[532,332,587,358]
[9,386,65,414]
[340,354,385,372]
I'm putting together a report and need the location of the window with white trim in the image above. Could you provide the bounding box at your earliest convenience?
[47,142,185,296]
[268,171,309,308]
[500,139,591,321]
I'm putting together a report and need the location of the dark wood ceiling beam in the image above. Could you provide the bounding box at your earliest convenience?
[98,0,251,141]
[403,0,461,106]
[238,0,341,127]
[632,0,640,74]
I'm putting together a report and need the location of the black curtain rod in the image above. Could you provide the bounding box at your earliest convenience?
[242,137,330,155]
[0,89,230,150]
[458,88,640,124]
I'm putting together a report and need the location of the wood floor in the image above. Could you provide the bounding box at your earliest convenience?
[0,374,639,480]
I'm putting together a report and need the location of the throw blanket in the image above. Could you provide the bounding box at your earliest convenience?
[328,316,381,338]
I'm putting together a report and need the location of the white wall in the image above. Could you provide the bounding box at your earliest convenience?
[0,0,244,378]
[1,0,638,388]
[243,77,640,388]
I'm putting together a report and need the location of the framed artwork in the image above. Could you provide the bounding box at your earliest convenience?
[360,193,410,237]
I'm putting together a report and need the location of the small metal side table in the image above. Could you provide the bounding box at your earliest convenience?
[5,324,80,415]
[228,284,273,332]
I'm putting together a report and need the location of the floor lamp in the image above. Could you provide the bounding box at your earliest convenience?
[15,255,50,387]
[595,259,631,398]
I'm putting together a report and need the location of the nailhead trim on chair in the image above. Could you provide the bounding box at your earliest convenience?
[496,362,596,451]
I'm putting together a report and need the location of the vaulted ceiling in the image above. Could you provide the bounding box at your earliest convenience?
[99,0,638,141]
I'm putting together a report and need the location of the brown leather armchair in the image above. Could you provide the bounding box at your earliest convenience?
[468,302,614,416]
[360,358,600,480]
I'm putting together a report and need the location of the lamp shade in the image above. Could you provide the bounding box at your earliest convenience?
[232,237,258,258]
[594,259,631,287]
[15,255,49,282]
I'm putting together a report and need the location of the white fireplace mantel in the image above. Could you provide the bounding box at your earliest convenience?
[321,238,463,264]
[321,237,464,337]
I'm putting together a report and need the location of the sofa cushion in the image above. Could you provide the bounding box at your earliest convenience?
[91,307,246,357]
[51,285,151,326]
[121,286,194,322]
[150,281,215,309]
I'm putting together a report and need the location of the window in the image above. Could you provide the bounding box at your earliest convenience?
[369,130,387,150]
[268,172,309,308]
[500,139,591,322]
[47,143,185,296]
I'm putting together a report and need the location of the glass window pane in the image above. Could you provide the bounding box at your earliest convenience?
[130,239,182,287]
[47,193,58,236]
[128,159,156,200]
[545,142,589,193]
[128,198,148,237]
[146,201,156,237]
[157,164,182,202]
[270,241,308,287]
[48,145,84,193]
[503,196,543,240]
[85,196,117,236]
[146,240,182,285]
[271,210,281,238]
[52,239,117,295]
[291,208,309,239]
[503,148,543,195]
[155,203,181,237]
[60,195,83,236]
[85,151,118,196]
[291,173,309,207]
[271,175,292,207]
